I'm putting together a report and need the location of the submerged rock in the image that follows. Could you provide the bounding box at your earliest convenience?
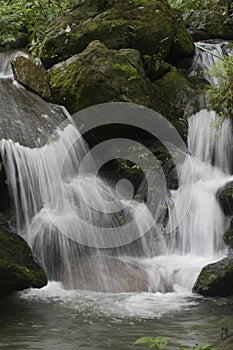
[193,256,233,297]
[216,181,233,216]
[183,10,233,41]
[11,56,51,100]
[39,0,194,68]
[0,221,47,297]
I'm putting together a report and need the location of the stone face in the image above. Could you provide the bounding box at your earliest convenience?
[183,10,233,41]
[0,222,47,297]
[224,218,233,249]
[39,0,194,68]
[193,256,233,297]
[11,56,51,100]
[216,181,233,216]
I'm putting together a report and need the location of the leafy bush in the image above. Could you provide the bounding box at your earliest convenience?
[167,0,226,11]
[0,0,77,47]
[206,55,233,119]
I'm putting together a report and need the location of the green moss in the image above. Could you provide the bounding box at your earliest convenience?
[112,63,140,80]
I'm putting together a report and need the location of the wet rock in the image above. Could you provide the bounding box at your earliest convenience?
[0,221,47,297]
[193,256,233,297]
[0,78,67,147]
[11,56,51,100]
[39,0,194,68]
[216,181,233,216]
[224,218,233,249]
[214,333,233,350]
[183,10,233,41]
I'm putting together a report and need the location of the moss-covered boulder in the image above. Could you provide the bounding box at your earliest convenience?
[0,222,47,297]
[224,218,233,249]
[11,56,51,100]
[39,0,194,68]
[216,181,233,216]
[49,40,156,114]
[183,10,233,41]
[193,256,233,296]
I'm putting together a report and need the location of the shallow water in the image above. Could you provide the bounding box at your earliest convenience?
[0,282,233,350]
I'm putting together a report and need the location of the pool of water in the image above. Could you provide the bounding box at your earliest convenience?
[0,282,232,350]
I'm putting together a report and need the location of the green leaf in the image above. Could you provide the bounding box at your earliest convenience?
[134,337,154,345]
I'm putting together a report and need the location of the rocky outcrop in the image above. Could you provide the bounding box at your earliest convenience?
[216,181,233,216]
[193,256,233,296]
[39,0,194,68]
[0,221,47,297]
[183,10,233,41]
[11,56,51,100]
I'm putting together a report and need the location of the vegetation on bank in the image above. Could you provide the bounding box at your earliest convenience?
[134,336,215,350]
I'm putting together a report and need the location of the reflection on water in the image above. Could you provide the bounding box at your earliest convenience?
[0,283,232,350]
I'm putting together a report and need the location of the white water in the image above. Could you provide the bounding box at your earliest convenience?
[0,42,232,299]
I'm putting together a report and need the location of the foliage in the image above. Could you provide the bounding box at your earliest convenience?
[167,0,229,11]
[206,55,233,119]
[0,0,77,52]
[133,336,216,350]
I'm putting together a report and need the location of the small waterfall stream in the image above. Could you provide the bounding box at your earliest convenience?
[0,43,232,295]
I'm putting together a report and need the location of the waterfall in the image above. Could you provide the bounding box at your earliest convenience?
[0,43,232,294]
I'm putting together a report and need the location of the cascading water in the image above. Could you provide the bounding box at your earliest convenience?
[0,42,232,296]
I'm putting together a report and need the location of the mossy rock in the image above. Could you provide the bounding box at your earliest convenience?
[216,181,233,216]
[224,218,233,249]
[193,256,233,296]
[0,223,47,297]
[11,56,51,101]
[39,0,194,68]
[49,40,156,114]
[183,10,233,41]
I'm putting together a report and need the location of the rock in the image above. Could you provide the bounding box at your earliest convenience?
[216,181,233,216]
[0,31,29,50]
[49,40,156,114]
[183,10,233,41]
[0,222,47,297]
[224,218,233,249]
[11,56,51,100]
[153,70,200,137]
[0,77,67,148]
[214,333,233,350]
[39,0,194,68]
[193,256,233,296]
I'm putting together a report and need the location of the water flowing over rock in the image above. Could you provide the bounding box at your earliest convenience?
[39,0,194,68]
[0,50,68,147]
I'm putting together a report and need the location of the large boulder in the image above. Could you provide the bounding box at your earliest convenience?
[216,181,233,216]
[183,10,233,41]
[49,40,156,114]
[0,221,47,297]
[193,256,233,297]
[11,56,51,100]
[39,0,194,68]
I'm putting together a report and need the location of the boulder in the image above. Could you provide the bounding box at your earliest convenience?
[0,221,47,297]
[216,181,233,216]
[183,10,233,41]
[193,256,233,296]
[11,56,51,100]
[224,218,233,249]
[39,0,194,68]
[49,40,156,114]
